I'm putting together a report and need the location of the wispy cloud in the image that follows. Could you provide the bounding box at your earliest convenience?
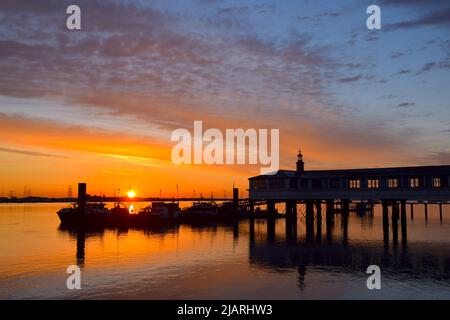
[0,147,67,158]
[396,102,416,108]
[386,8,450,30]
[337,75,363,83]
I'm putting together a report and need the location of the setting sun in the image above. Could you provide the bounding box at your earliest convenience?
[127,190,136,198]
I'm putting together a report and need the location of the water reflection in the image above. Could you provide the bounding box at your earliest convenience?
[59,224,183,268]
[59,206,450,289]
[246,206,450,289]
[2,202,448,299]
[76,231,85,267]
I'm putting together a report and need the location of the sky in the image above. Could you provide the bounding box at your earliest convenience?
[0,0,449,197]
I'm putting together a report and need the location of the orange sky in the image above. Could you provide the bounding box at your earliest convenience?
[0,108,446,198]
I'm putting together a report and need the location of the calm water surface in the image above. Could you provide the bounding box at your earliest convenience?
[0,202,449,299]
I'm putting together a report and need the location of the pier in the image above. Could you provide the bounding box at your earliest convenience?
[247,151,450,245]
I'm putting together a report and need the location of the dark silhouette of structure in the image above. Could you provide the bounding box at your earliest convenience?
[248,151,449,245]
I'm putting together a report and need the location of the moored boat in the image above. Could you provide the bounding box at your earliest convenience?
[57,202,110,226]
[138,202,180,220]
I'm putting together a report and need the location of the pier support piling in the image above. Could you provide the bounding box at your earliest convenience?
[267,200,276,218]
[267,200,276,242]
[292,201,297,240]
[249,200,254,218]
[401,200,407,244]
[382,201,389,244]
[285,201,294,241]
[342,199,349,243]
[249,217,255,245]
[316,200,322,243]
[424,203,428,222]
[326,200,334,243]
[392,201,399,246]
[410,203,414,220]
[439,203,443,223]
[305,200,315,242]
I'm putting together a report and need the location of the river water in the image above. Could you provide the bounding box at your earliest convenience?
[0,202,449,299]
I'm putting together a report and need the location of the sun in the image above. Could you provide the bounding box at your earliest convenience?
[127,190,136,198]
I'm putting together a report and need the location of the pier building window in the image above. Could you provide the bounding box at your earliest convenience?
[312,179,322,189]
[269,178,285,189]
[349,179,360,189]
[289,178,298,189]
[252,179,266,190]
[409,177,420,188]
[433,177,441,188]
[300,179,309,189]
[388,178,398,188]
[367,179,379,189]
[330,178,340,189]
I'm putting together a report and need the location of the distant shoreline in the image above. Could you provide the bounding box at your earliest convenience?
[0,197,235,204]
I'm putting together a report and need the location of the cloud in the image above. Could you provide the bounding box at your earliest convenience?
[297,11,341,22]
[390,52,404,59]
[381,0,449,7]
[387,8,450,30]
[397,69,411,75]
[415,59,450,74]
[396,102,416,108]
[0,147,67,158]
[0,0,448,175]
[0,0,343,134]
[428,151,450,164]
[337,75,363,83]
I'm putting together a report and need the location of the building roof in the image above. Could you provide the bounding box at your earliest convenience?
[249,165,450,180]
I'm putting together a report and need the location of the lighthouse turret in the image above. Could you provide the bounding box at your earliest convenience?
[296,149,304,175]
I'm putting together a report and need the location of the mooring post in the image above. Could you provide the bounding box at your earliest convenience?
[410,203,414,220]
[77,182,87,216]
[233,187,239,210]
[382,200,389,244]
[392,201,399,246]
[424,203,428,221]
[400,200,407,244]
[249,200,255,218]
[76,231,86,267]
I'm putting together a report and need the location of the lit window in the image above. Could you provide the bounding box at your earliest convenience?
[410,177,420,188]
[368,179,379,189]
[388,178,398,188]
[433,177,441,188]
[349,179,360,189]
